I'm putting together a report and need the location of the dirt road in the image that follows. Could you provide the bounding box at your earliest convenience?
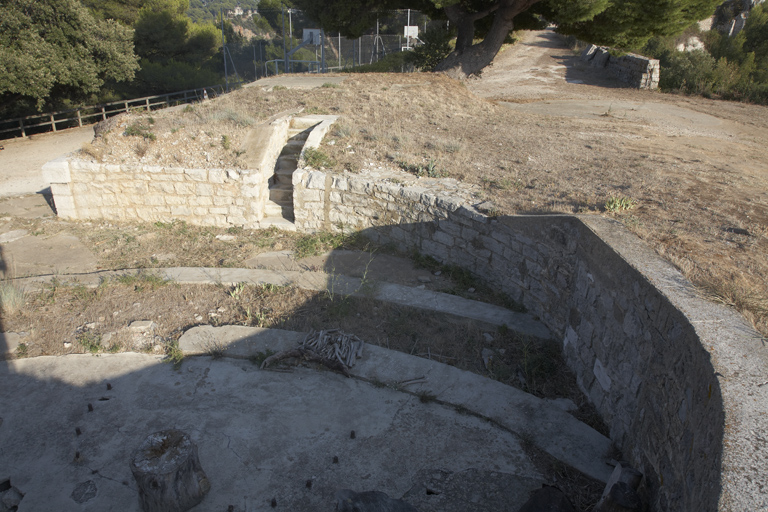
[0,126,94,197]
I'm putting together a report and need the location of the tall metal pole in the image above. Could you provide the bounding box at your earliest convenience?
[339,32,341,69]
[221,9,228,92]
[407,9,411,49]
[281,7,288,74]
[320,29,326,72]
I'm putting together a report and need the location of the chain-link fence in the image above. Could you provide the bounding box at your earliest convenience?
[224,9,444,80]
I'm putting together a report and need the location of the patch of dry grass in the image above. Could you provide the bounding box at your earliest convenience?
[3,279,605,434]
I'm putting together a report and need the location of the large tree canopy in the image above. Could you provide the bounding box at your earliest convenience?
[131,0,222,93]
[293,0,721,77]
[0,0,139,112]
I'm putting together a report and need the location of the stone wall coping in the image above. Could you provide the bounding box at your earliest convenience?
[575,215,768,512]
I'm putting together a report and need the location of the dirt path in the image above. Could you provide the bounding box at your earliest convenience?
[0,126,94,197]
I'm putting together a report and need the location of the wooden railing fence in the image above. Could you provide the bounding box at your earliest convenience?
[0,84,230,139]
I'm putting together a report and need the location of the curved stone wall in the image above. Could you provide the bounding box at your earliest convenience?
[293,166,768,511]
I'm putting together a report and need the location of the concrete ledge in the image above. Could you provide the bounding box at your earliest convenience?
[178,324,613,483]
[296,115,339,155]
[41,156,71,184]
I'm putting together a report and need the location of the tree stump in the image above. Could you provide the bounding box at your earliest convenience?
[130,430,210,512]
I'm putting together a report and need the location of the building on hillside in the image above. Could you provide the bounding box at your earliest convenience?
[225,7,255,19]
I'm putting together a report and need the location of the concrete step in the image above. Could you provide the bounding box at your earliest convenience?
[264,200,292,218]
[269,185,292,203]
[276,155,298,171]
[177,322,611,484]
[287,129,310,141]
[282,140,305,153]
[258,216,297,230]
[275,166,295,180]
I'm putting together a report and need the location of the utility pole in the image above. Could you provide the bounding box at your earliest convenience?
[321,29,326,72]
[407,9,411,49]
[281,6,288,74]
[221,8,228,92]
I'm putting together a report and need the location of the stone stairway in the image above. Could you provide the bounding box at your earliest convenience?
[263,119,318,227]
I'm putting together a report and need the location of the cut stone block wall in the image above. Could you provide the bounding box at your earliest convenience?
[41,115,292,228]
[43,159,262,227]
[293,166,768,512]
[581,45,660,90]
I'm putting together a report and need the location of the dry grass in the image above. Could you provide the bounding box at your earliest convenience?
[2,278,606,434]
[36,71,768,340]
[13,71,767,339]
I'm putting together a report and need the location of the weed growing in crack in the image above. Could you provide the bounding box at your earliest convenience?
[397,158,449,178]
[229,282,246,301]
[165,340,185,369]
[249,349,275,366]
[115,272,167,292]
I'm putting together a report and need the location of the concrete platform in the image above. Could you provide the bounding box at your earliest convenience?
[1,351,549,511]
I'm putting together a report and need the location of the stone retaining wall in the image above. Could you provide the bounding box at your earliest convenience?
[293,166,768,512]
[41,115,293,228]
[581,45,660,90]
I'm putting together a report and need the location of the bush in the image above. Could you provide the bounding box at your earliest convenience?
[406,27,454,71]
[658,49,718,94]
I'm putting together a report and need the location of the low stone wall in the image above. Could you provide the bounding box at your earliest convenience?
[41,115,292,228]
[581,45,660,90]
[293,166,768,512]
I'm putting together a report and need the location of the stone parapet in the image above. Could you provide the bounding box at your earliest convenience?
[581,45,660,90]
[45,160,265,228]
[293,166,768,512]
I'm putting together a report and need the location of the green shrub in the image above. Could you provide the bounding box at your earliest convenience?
[303,147,335,169]
[406,27,454,71]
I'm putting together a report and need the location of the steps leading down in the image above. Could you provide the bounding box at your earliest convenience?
[263,119,317,225]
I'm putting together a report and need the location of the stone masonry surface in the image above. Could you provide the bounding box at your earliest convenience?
[293,165,768,512]
[580,45,660,90]
[42,117,767,511]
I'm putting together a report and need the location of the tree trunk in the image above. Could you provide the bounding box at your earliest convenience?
[130,430,210,512]
[435,0,542,78]
[444,5,476,52]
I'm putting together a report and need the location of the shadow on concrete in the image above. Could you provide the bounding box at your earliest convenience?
[0,215,734,512]
[0,333,543,512]
[37,186,57,214]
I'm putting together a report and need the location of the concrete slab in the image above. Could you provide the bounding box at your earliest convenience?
[0,332,22,357]
[159,267,551,338]
[0,352,544,511]
[246,250,448,288]
[0,194,55,219]
[0,233,98,278]
[178,325,613,483]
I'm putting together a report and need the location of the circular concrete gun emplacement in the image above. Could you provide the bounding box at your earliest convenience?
[29,102,768,511]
